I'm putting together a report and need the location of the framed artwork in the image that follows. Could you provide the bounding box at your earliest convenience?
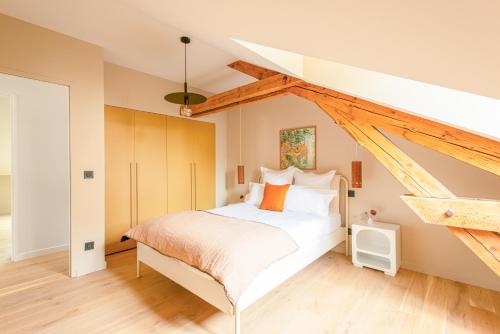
[280,126,316,170]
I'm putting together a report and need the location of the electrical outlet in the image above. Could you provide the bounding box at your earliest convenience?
[84,170,94,179]
[84,241,94,251]
[348,190,356,197]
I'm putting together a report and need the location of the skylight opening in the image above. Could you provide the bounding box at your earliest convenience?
[233,39,500,140]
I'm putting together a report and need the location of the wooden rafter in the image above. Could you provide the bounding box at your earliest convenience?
[228,61,279,80]
[316,102,452,198]
[190,73,301,116]
[316,101,500,275]
[200,60,500,275]
[401,196,500,232]
[228,61,500,177]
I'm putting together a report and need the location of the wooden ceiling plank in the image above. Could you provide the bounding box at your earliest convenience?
[401,195,500,232]
[191,73,302,116]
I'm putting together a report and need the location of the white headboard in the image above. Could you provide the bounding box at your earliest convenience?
[331,174,349,226]
[257,171,350,255]
[332,174,350,255]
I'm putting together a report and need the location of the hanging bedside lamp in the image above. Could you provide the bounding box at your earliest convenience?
[164,36,207,117]
[237,106,245,184]
[352,143,362,188]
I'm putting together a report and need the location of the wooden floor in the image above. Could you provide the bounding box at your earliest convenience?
[0,249,499,334]
[0,214,11,263]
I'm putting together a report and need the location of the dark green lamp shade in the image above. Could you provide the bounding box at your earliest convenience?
[164,92,207,105]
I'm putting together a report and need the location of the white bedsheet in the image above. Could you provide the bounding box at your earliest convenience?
[208,203,341,247]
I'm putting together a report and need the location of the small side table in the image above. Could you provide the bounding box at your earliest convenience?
[351,221,401,276]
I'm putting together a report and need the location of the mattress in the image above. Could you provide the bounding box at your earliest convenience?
[208,203,342,247]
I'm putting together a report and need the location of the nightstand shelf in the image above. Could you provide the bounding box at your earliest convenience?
[352,221,401,276]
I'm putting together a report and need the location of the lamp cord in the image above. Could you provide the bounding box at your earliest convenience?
[184,42,187,84]
[239,106,242,164]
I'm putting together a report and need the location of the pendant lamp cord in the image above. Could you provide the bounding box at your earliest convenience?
[184,41,187,84]
[239,106,242,165]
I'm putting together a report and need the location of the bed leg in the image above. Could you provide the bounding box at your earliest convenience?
[234,309,240,334]
[136,259,141,278]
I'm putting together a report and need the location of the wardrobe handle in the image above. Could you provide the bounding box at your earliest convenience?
[135,162,139,225]
[129,162,133,228]
[190,163,193,210]
[194,162,197,210]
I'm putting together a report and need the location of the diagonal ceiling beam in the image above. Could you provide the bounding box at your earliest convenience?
[317,101,500,276]
[291,84,500,177]
[191,73,302,116]
[225,60,500,275]
[229,60,500,177]
[228,60,279,80]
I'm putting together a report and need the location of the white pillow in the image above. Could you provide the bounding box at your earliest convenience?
[294,169,336,189]
[260,166,295,185]
[285,185,336,217]
[244,182,265,206]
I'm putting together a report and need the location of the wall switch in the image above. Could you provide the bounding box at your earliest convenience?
[348,190,356,197]
[84,241,94,251]
[83,170,94,179]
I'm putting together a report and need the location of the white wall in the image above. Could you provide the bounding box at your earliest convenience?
[226,95,500,291]
[0,95,10,174]
[0,73,69,260]
[0,95,10,214]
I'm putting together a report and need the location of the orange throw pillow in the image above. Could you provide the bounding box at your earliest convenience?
[259,183,290,212]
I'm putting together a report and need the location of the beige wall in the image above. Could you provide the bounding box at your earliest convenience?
[226,94,500,291]
[103,62,228,206]
[0,14,105,276]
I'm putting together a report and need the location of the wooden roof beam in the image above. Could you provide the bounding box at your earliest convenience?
[401,195,500,232]
[228,61,500,177]
[191,73,302,116]
[289,84,500,177]
[316,101,500,276]
[228,60,279,80]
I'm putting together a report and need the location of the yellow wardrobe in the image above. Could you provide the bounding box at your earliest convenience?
[105,105,215,254]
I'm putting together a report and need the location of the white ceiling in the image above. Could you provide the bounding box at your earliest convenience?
[0,0,499,99]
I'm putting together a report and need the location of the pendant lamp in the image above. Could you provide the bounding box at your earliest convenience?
[164,36,207,116]
[237,106,245,184]
[352,143,362,188]
[352,161,362,188]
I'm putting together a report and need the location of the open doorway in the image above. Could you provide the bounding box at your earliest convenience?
[0,73,69,271]
[0,95,11,263]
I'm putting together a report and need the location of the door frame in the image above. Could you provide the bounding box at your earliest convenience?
[1,78,71,274]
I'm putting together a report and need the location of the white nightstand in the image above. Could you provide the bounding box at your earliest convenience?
[351,221,401,276]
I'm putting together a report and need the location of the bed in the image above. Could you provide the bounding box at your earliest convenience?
[134,174,349,334]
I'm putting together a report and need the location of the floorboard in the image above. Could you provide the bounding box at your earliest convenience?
[0,249,498,333]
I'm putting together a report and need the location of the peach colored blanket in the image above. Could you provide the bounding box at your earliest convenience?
[126,210,298,304]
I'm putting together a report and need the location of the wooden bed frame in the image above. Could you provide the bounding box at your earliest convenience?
[136,175,349,334]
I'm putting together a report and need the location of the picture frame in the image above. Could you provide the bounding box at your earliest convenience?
[279,126,316,170]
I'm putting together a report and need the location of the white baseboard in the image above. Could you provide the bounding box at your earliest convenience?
[13,244,69,261]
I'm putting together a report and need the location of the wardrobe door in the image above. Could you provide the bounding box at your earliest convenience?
[105,105,136,254]
[191,120,216,210]
[166,116,194,213]
[134,111,167,224]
